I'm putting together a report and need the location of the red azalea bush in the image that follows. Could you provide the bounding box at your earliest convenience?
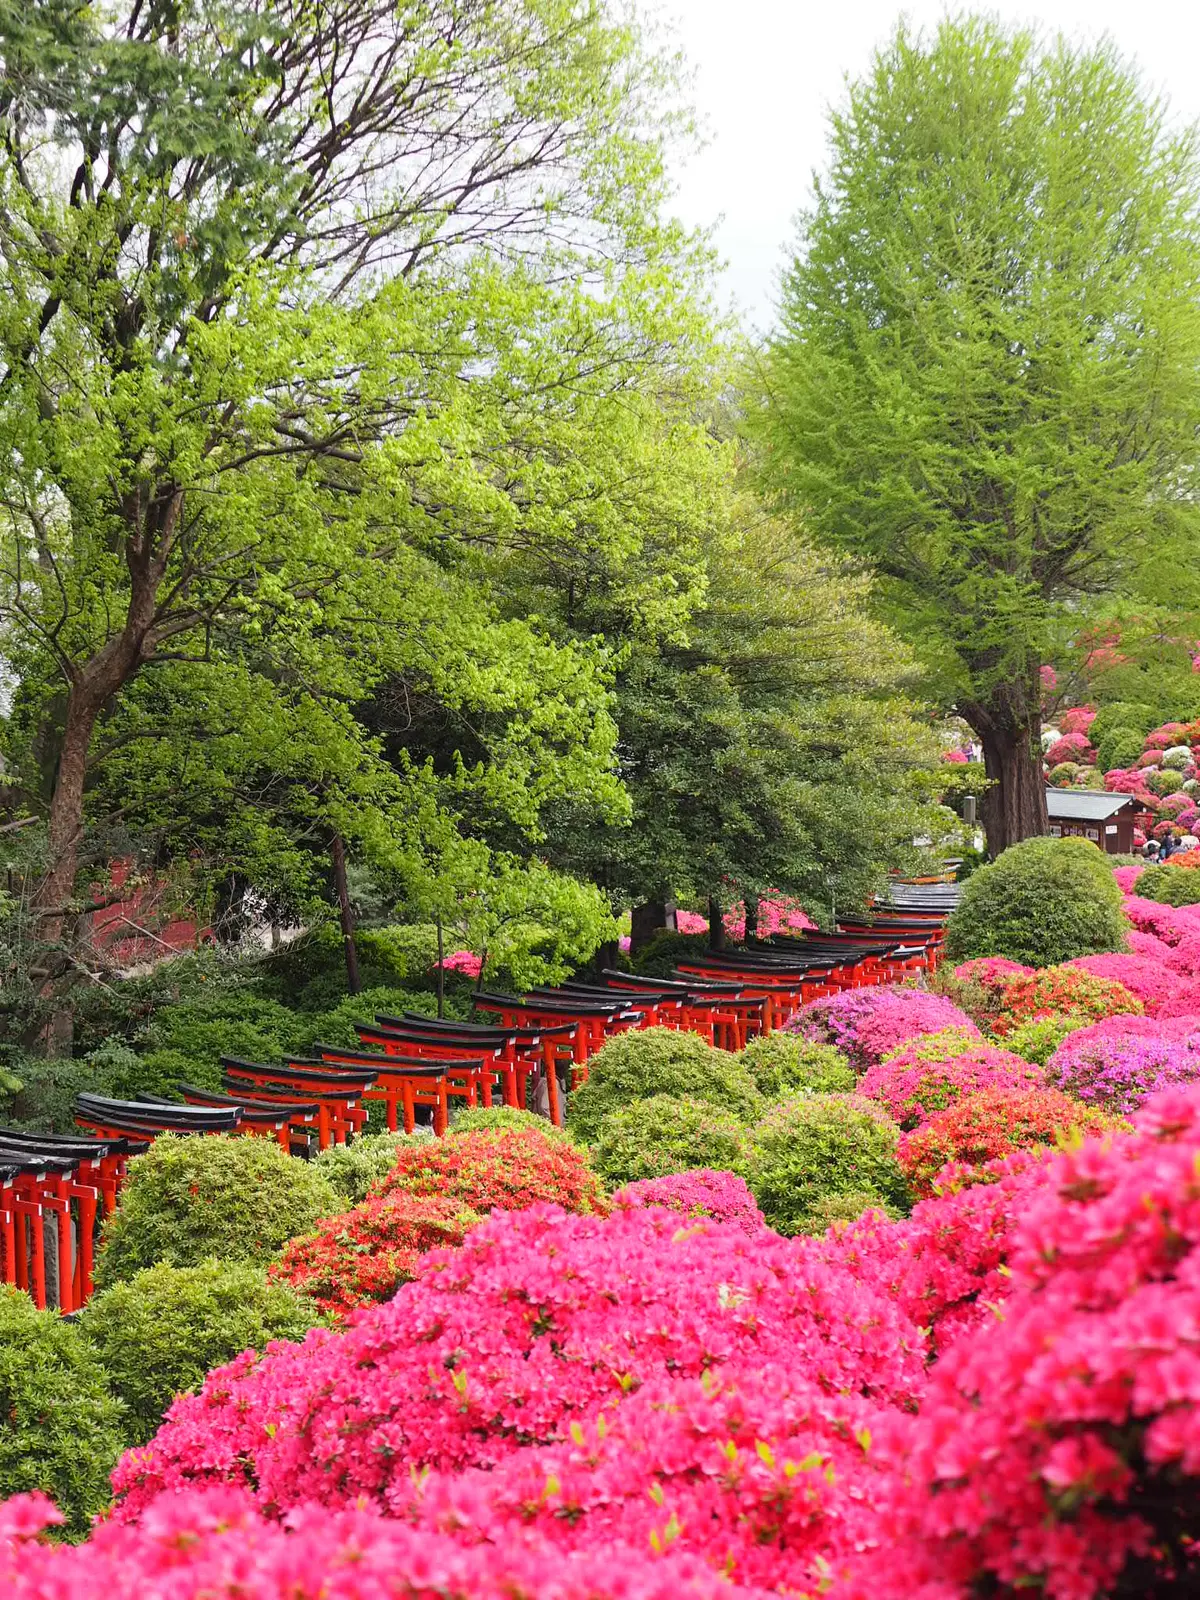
[897,1086,1120,1198]
[370,1126,605,1215]
[787,986,977,1071]
[988,965,1143,1036]
[859,1039,1042,1129]
[1045,731,1095,766]
[845,1086,1200,1600]
[270,1191,481,1321]
[111,1204,926,1521]
[0,1489,760,1600]
[613,1170,767,1235]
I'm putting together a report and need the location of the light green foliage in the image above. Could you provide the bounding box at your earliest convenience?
[1137,865,1200,907]
[0,1286,127,1538]
[738,1034,855,1098]
[449,1106,572,1144]
[95,1135,338,1288]
[588,1094,750,1187]
[755,17,1200,852]
[745,1094,909,1237]
[0,0,729,1002]
[945,837,1129,966]
[880,1026,986,1066]
[292,987,444,1053]
[1146,770,1184,798]
[80,1260,317,1445]
[1004,1014,1085,1067]
[314,1132,424,1205]
[568,1027,760,1142]
[802,1191,902,1234]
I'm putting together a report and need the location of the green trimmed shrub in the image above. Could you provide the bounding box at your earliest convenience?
[138,991,304,1092]
[0,1286,127,1538]
[630,931,711,978]
[588,1095,750,1187]
[94,1134,338,1288]
[80,1259,317,1444]
[314,1130,424,1203]
[290,986,443,1052]
[944,836,1128,968]
[449,1105,572,1143]
[1047,762,1079,786]
[1137,864,1200,907]
[745,1093,908,1237]
[1004,1013,1086,1067]
[1146,769,1183,798]
[1094,727,1145,775]
[568,1027,759,1142]
[737,1034,855,1098]
[802,1190,902,1233]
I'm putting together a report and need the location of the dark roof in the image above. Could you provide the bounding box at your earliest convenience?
[1045,787,1138,822]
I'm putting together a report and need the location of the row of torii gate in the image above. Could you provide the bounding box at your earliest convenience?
[4,882,957,1311]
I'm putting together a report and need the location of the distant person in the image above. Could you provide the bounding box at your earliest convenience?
[1143,839,1161,861]
[1161,836,1179,860]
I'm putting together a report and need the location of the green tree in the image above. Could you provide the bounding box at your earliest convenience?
[551,506,944,936]
[0,0,727,1033]
[755,18,1200,853]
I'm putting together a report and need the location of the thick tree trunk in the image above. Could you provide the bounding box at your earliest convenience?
[329,834,361,995]
[976,719,1048,857]
[707,896,726,951]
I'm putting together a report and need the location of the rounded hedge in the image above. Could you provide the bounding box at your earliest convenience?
[567,1026,759,1142]
[744,1093,908,1237]
[588,1094,751,1187]
[0,1285,127,1538]
[315,1131,424,1205]
[737,1034,855,1099]
[94,1134,339,1288]
[80,1259,318,1444]
[1136,864,1200,907]
[944,836,1128,968]
[449,1105,572,1142]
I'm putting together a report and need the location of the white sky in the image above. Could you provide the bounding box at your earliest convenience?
[664,0,1200,333]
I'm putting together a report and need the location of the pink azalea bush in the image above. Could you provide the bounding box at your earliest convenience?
[787,987,977,1072]
[0,1489,759,1600]
[1048,1027,1200,1115]
[950,956,1033,985]
[1067,951,1180,1011]
[612,1170,767,1235]
[815,1149,1055,1354]
[111,1203,925,1521]
[437,949,482,977]
[844,1085,1200,1600]
[859,1036,1042,1129]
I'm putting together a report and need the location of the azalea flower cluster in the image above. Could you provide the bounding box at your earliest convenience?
[859,1033,1041,1129]
[787,986,976,1071]
[270,1190,481,1321]
[612,1169,766,1234]
[896,1085,1119,1197]
[110,1203,926,1521]
[985,965,1143,1036]
[1100,716,1200,840]
[1047,1018,1200,1114]
[369,1125,605,1214]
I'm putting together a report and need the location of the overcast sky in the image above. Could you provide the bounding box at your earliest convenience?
[664,1,1200,334]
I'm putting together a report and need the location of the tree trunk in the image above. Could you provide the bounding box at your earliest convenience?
[707,896,726,951]
[744,895,759,941]
[436,916,445,1019]
[976,719,1048,857]
[329,834,361,995]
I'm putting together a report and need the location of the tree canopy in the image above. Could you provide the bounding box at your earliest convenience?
[754,16,1200,853]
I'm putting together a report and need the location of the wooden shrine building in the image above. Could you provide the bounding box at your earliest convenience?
[1045,787,1139,855]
